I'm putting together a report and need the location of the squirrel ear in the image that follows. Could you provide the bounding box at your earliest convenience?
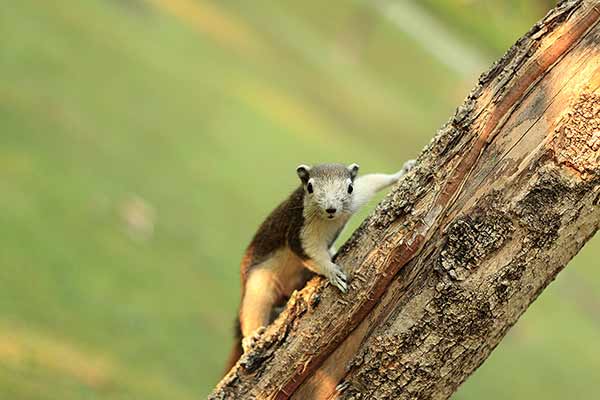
[296,164,311,183]
[347,163,360,180]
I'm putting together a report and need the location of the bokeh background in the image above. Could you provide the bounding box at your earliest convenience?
[1,0,599,399]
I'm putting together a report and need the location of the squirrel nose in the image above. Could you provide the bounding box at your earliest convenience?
[326,208,337,214]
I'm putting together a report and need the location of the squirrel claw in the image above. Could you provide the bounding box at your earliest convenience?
[394,159,416,181]
[242,326,266,353]
[403,159,416,173]
[329,265,348,293]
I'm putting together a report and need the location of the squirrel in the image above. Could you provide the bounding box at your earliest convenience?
[224,161,415,372]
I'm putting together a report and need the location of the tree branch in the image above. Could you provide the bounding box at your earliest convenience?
[211,1,600,398]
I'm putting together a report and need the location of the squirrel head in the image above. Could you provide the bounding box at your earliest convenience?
[296,163,359,220]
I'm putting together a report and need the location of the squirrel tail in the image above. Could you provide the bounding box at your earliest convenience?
[223,318,243,376]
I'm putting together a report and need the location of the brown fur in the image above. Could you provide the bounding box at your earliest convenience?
[227,186,307,370]
[241,186,307,282]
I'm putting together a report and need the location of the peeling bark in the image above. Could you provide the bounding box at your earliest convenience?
[211,1,600,399]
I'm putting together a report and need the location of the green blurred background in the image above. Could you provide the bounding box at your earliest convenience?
[1,0,598,399]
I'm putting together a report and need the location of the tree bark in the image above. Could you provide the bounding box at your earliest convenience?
[211,1,600,399]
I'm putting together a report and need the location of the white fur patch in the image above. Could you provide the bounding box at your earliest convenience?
[300,213,349,259]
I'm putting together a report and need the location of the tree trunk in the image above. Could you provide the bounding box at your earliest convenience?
[211,1,600,399]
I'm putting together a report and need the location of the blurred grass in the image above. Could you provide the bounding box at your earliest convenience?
[0,0,598,399]
[421,0,551,55]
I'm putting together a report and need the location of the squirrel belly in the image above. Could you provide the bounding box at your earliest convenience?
[223,160,415,374]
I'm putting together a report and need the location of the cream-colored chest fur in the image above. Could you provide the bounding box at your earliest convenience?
[300,215,349,257]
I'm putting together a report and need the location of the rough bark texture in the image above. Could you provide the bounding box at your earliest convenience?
[211,1,600,399]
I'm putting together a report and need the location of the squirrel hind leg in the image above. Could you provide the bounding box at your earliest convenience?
[239,268,280,348]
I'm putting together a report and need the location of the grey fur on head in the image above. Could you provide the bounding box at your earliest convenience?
[298,163,357,180]
[298,163,358,220]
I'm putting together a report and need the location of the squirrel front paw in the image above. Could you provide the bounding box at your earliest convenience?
[402,159,416,173]
[242,326,266,353]
[392,159,416,181]
[327,264,348,293]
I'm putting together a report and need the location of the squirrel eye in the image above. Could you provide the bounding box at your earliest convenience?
[348,184,354,194]
[307,182,314,194]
